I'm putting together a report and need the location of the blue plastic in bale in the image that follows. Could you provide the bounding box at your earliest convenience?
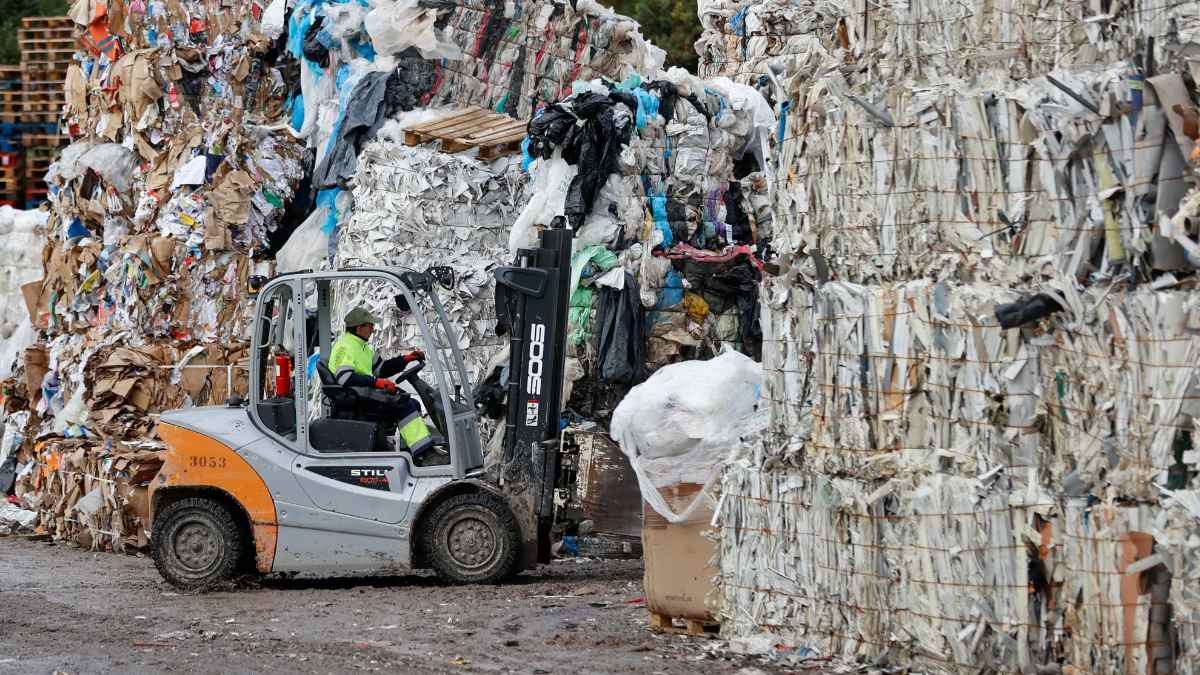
[633,89,659,130]
[289,93,305,130]
[315,188,341,235]
[657,270,685,309]
[66,218,90,240]
[650,192,671,246]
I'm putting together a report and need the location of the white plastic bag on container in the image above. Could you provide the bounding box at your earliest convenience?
[611,350,763,523]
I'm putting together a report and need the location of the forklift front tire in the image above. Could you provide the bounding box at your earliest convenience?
[152,497,245,591]
[425,493,520,584]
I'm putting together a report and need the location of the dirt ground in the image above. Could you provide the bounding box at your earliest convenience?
[0,538,789,675]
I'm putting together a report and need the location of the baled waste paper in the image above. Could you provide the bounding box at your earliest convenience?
[704,0,1200,669]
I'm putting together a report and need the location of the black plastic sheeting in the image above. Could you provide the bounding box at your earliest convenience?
[302,16,331,68]
[678,258,763,360]
[527,92,634,229]
[724,181,753,243]
[0,454,14,494]
[994,293,1064,329]
[265,148,316,256]
[312,51,438,191]
[595,273,648,384]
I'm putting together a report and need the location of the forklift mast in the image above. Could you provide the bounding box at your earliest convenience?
[492,218,573,563]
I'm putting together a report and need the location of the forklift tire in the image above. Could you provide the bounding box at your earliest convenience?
[152,497,244,591]
[425,493,520,584]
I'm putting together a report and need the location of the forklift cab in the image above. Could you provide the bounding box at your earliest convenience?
[249,269,484,477]
[150,225,571,590]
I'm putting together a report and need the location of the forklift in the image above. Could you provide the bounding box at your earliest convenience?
[148,223,573,589]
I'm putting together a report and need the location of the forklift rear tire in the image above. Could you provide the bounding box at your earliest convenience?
[425,493,520,584]
[152,497,244,591]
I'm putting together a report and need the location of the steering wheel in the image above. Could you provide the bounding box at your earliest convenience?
[393,359,425,385]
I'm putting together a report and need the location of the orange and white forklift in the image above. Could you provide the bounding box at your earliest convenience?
[149,224,573,589]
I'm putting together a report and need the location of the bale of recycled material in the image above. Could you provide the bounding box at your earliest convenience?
[334,126,531,383]
[1156,490,1200,673]
[1060,499,1171,674]
[14,437,163,552]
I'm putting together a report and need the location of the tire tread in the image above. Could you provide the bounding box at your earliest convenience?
[151,497,244,591]
[423,492,520,584]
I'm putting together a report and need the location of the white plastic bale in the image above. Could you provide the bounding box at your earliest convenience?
[0,207,47,345]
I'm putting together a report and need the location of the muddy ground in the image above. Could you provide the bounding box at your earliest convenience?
[0,538,797,674]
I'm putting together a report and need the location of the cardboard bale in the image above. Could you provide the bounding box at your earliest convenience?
[14,437,163,552]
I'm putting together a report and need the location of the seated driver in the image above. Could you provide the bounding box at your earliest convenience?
[329,306,434,457]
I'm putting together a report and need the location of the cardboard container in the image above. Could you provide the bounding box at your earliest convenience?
[642,483,718,622]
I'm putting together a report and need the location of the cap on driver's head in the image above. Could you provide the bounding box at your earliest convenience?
[345,306,381,328]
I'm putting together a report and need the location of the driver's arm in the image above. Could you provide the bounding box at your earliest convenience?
[333,366,378,388]
[376,350,424,379]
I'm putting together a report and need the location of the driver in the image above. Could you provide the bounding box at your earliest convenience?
[329,306,434,457]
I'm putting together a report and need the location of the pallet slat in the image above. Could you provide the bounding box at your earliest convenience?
[21,16,74,29]
[647,612,720,638]
[403,107,527,159]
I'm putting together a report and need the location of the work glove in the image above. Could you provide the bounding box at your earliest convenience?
[403,350,426,364]
[374,378,398,393]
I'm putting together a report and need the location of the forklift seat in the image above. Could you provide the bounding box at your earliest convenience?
[313,360,406,453]
[315,360,359,418]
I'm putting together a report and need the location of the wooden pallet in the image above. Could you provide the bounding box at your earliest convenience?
[403,107,527,160]
[18,93,66,103]
[18,27,75,40]
[22,134,65,147]
[20,80,66,93]
[21,48,77,62]
[20,63,70,74]
[648,612,720,638]
[20,100,63,113]
[19,37,76,48]
[23,143,61,155]
[0,111,59,123]
[22,16,73,30]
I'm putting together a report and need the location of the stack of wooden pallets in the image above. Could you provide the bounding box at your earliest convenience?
[0,64,24,206]
[18,16,74,207]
